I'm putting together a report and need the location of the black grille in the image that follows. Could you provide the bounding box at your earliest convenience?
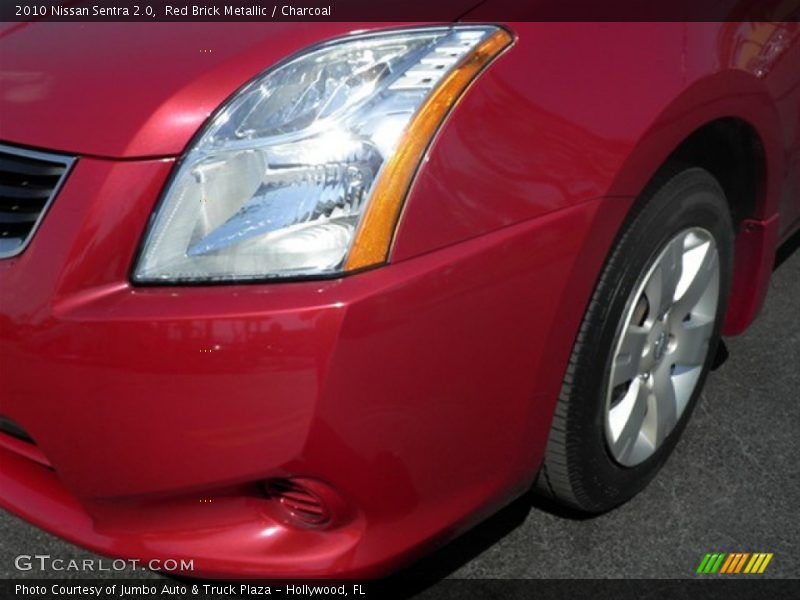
[265,479,331,526]
[0,144,74,257]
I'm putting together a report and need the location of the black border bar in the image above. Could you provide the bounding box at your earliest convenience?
[2,0,800,22]
[3,578,800,600]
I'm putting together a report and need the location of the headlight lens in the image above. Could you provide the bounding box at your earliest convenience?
[134,26,511,283]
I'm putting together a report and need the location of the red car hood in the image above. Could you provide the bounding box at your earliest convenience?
[0,18,476,158]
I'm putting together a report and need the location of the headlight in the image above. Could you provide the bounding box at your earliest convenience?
[134,26,512,283]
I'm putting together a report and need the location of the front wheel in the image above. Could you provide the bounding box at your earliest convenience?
[537,167,734,513]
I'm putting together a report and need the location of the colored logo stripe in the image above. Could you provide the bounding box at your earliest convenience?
[744,553,774,574]
[719,553,737,573]
[697,553,726,573]
[697,552,773,574]
[719,553,748,573]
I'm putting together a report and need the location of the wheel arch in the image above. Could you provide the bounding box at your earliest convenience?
[605,71,784,335]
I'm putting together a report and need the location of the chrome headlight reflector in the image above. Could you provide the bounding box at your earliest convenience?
[134,26,511,283]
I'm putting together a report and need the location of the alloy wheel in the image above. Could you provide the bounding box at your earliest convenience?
[605,227,720,467]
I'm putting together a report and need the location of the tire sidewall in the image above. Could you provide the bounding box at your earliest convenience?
[568,169,734,509]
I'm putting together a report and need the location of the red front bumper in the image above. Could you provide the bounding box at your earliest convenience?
[0,156,619,578]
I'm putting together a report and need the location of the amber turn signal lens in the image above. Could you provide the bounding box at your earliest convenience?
[344,28,514,271]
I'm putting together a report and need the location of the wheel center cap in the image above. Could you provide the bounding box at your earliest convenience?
[653,330,668,362]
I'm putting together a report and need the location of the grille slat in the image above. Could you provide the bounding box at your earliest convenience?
[0,182,55,200]
[0,155,67,177]
[0,211,40,224]
[0,197,46,213]
[0,221,35,236]
[0,172,61,188]
[0,145,73,258]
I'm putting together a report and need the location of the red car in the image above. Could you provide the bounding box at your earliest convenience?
[1,16,798,579]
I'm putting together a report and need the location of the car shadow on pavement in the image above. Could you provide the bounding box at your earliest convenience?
[775,226,800,270]
[384,488,594,589]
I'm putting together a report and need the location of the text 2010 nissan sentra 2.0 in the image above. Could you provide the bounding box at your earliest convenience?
[0,15,798,579]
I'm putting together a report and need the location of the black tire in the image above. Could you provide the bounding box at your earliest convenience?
[536,166,734,513]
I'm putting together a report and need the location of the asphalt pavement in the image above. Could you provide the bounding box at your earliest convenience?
[1,237,798,584]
